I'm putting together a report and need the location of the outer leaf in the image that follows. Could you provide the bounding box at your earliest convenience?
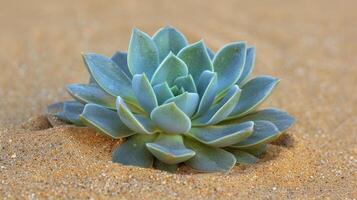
[230,121,280,148]
[46,101,69,122]
[153,159,178,172]
[112,134,157,168]
[66,84,116,109]
[228,149,258,164]
[80,104,135,139]
[146,134,195,164]
[152,26,188,62]
[206,48,215,60]
[188,121,254,147]
[128,28,159,79]
[213,42,246,95]
[236,46,255,86]
[193,71,217,118]
[229,76,279,119]
[150,103,191,134]
[111,51,132,78]
[184,139,236,172]
[153,82,174,105]
[164,92,199,117]
[82,53,135,102]
[177,41,213,84]
[63,101,85,126]
[132,74,158,113]
[151,53,188,86]
[193,85,241,125]
[174,75,197,93]
[241,144,267,157]
[224,108,295,132]
[116,97,156,134]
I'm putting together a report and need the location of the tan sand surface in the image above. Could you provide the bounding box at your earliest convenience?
[0,0,356,199]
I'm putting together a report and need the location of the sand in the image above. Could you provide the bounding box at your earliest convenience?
[0,0,356,199]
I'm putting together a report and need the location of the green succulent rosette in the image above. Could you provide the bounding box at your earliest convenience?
[47,26,295,172]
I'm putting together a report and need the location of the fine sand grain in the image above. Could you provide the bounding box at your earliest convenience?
[0,0,356,199]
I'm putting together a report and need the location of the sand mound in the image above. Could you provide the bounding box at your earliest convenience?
[1,116,320,199]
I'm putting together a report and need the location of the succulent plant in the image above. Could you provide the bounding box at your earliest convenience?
[46,26,295,172]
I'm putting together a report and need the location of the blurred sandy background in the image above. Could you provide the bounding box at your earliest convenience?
[0,0,356,199]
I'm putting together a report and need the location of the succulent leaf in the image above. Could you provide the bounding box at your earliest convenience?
[188,121,254,147]
[213,42,246,95]
[193,85,241,125]
[230,121,280,148]
[229,76,279,119]
[224,108,295,132]
[153,159,178,173]
[80,104,135,139]
[174,74,197,93]
[228,149,258,164]
[82,53,135,102]
[63,101,85,126]
[112,134,157,168]
[151,53,188,86]
[146,134,195,164]
[150,103,191,134]
[153,82,174,105]
[66,83,116,109]
[46,101,71,123]
[116,97,157,134]
[128,28,159,79]
[236,46,256,86]
[152,26,188,62]
[111,51,132,78]
[193,70,218,118]
[206,47,215,60]
[184,138,236,172]
[132,74,158,114]
[177,41,213,84]
[240,144,267,157]
[164,92,199,117]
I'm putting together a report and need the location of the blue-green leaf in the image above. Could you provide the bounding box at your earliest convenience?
[146,134,195,164]
[184,139,236,172]
[63,101,85,126]
[228,149,258,164]
[240,144,267,157]
[229,76,279,119]
[224,108,295,132]
[164,92,199,117]
[132,74,158,114]
[80,104,135,139]
[112,134,157,168]
[193,70,217,118]
[152,26,188,62]
[177,41,213,84]
[46,101,70,123]
[206,48,215,60]
[128,28,159,79]
[193,85,241,125]
[116,97,156,134]
[188,121,254,147]
[66,84,116,109]
[174,74,197,93]
[151,53,188,86]
[111,51,132,79]
[150,103,191,134]
[230,121,280,148]
[82,53,135,101]
[153,82,174,105]
[213,42,246,95]
[153,159,178,172]
[236,46,255,86]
